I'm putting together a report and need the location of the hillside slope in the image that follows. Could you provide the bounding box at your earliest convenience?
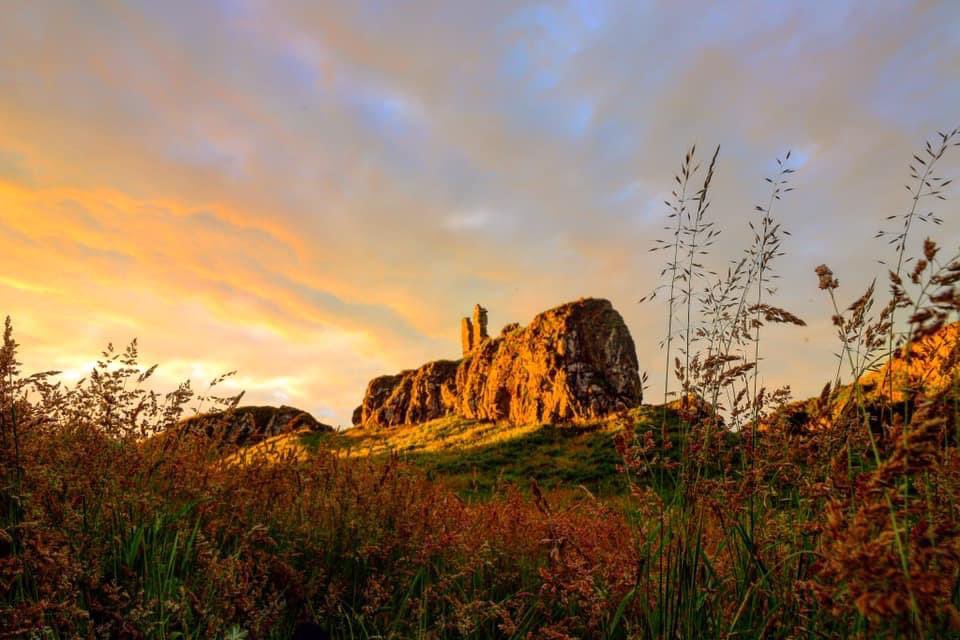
[291,406,684,498]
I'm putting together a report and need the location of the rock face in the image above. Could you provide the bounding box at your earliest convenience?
[356,360,459,428]
[860,321,960,401]
[179,405,334,446]
[765,321,960,434]
[354,298,642,428]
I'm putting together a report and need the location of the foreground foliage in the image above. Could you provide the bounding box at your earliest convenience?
[3,326,960,638]
[4,129,960,638]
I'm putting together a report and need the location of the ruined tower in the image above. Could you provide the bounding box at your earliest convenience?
[460,304,489,356]
[472,304,488,347]
[460,317,474,356]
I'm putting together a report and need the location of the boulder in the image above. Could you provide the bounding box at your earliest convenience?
[356,298,642,428]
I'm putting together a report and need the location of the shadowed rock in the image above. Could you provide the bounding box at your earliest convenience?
[178,405,333,446]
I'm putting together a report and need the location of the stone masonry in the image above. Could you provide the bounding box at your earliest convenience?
[460,304,489,356]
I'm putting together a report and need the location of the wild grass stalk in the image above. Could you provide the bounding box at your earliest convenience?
[645,146,698,443]
[877,128,959,412]
[747,152,796,435]
[678,145,721,400]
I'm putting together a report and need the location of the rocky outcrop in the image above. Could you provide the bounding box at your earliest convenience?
[860,321,960,401]
[356,360,459,428]
[353,298,642,428]
[179,405,334,446]
[455,298,643,424]
[764,321,960,434]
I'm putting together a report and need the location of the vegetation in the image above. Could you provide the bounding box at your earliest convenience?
[3,129,960,638]
[302,407,685,500]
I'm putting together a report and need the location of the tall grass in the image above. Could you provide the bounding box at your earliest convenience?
[3,130,960,638]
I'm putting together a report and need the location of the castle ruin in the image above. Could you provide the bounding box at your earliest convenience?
[460,304,489,356]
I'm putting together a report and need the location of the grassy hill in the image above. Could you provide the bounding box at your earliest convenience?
[299,405,686,499]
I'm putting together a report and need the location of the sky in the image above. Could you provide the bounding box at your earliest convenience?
[1,0,959,427]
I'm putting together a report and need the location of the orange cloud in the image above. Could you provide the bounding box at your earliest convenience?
[1,1,958,424]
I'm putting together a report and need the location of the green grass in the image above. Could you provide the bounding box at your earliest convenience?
[300,406,691,500]
[407,424,628,498]
[299,429,356,451]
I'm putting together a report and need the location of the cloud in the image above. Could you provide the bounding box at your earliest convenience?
[0,150,33,187]
[442,208,514,232]
[1,0,958,424]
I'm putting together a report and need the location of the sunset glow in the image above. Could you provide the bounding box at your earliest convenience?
[2,1,958,426]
